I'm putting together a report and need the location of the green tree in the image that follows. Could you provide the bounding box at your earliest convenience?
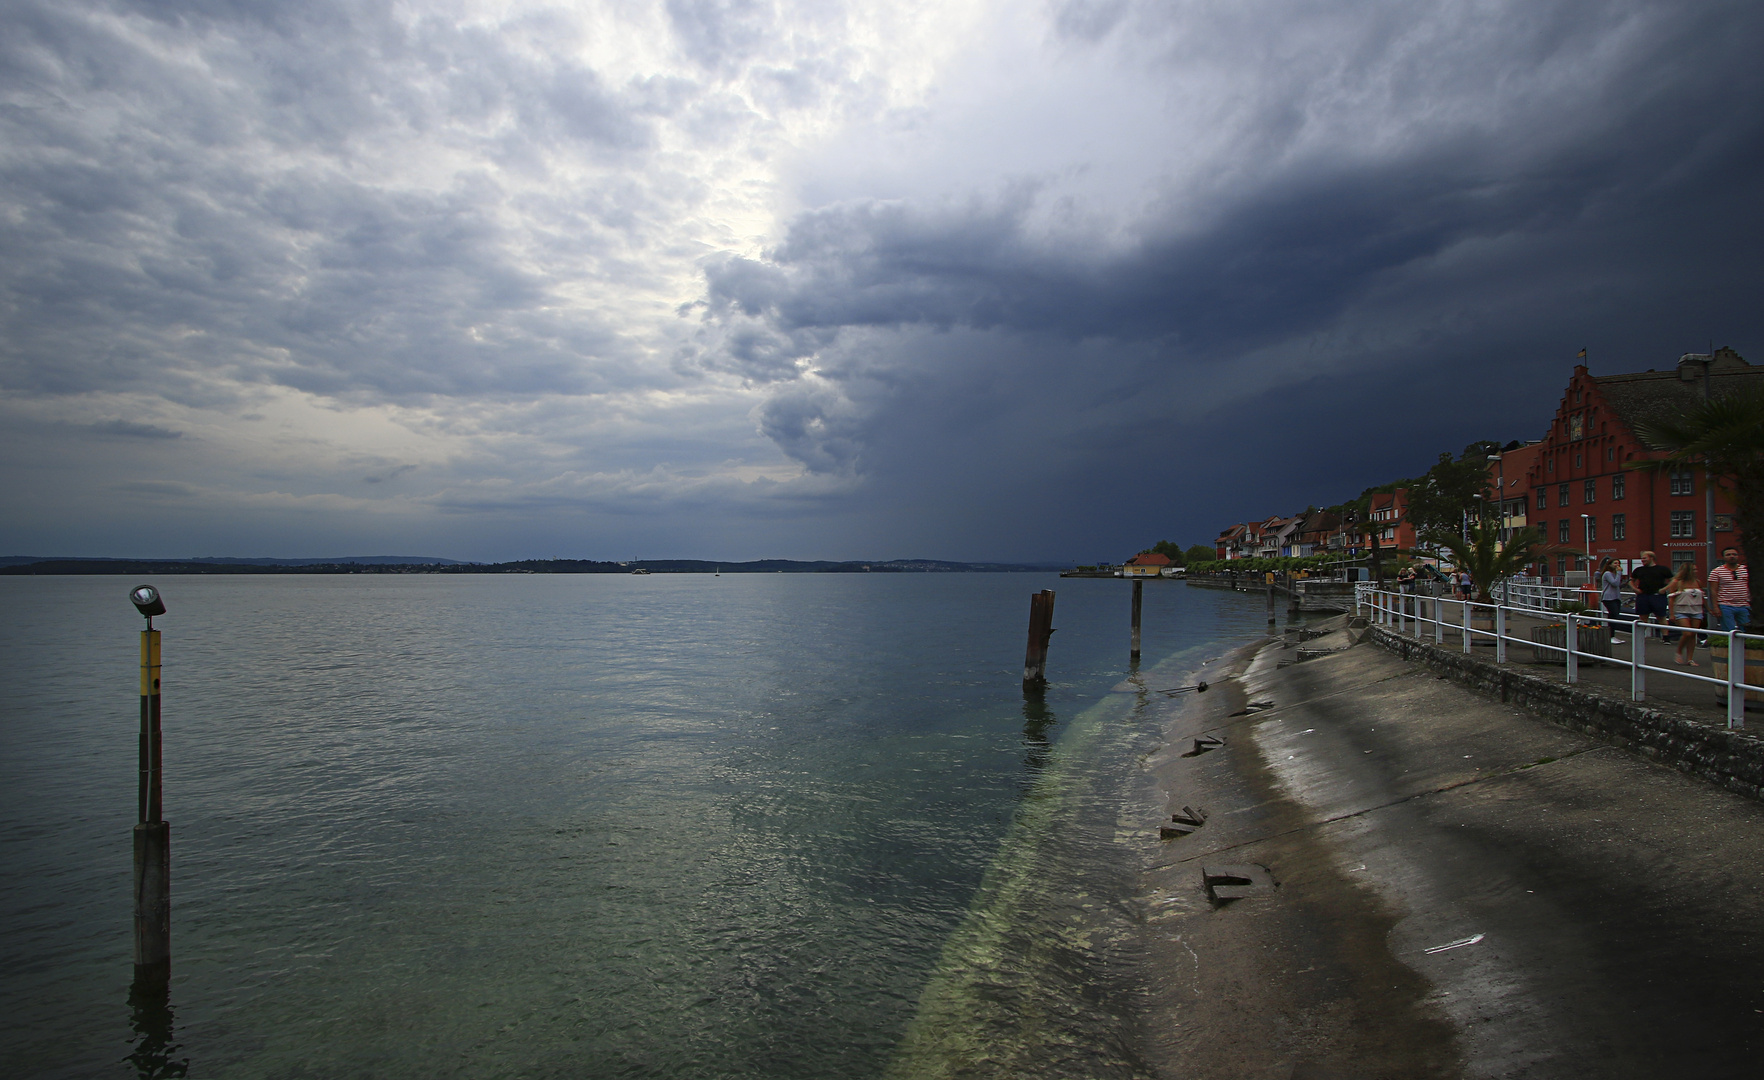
[1628,382,1764,562]
[1405,442,1500,535]
[1151,540,1184,560]
[1184,543,1217,565]
[1420,521,1570,602]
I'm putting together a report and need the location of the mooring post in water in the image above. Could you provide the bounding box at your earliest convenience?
[1023,589,1056,686]
[129,585,170,986]
[1130,579,1143,662]
[1266,580,1277,626]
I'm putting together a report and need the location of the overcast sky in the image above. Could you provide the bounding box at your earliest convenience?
[3,0,1761,562]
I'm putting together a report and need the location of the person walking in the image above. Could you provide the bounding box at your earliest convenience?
[1708,546,1752,633]
[1667,564,1706,666]
[1598,558,1626,644]
[1629,551,1672,639]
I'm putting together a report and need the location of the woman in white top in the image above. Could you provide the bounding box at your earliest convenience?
[1598,558,1626,643]
[1667,563,1706,666]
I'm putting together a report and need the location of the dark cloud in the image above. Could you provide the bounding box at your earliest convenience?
[689,0,1764,554]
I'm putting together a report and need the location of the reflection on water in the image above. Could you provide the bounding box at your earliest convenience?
[125,973,187,1080]
[1020,690,1057,774]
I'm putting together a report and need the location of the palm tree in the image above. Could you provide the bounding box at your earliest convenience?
[1628,382,1764,561]
[1419,521,1571,603]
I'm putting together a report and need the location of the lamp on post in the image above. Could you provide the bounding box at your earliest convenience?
[128,585,170,986]
[1579,514,1593,576]
[1487,453,1506,543]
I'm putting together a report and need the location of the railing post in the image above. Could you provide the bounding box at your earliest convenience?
[1728,629,1746,729]
[1565,612,1579,684]
[1495,604,1507,664]
[1631,622,1646,701]
[1434,594,1444,644]
[1462,598,1472,655]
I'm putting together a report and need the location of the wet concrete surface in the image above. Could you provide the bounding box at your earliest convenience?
[1132,630,1764,1079]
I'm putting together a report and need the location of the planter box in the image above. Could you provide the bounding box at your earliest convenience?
[1711,642,1764,703]
[1529,624,1611,665]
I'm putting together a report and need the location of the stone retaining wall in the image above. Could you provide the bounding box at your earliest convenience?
[1367,625,1764,803]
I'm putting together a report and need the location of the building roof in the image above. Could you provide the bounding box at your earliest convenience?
[1127,551,1173,566]
[1488,441,1544,495]
[1593,354,1762,438]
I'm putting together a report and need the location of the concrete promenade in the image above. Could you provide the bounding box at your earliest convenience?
[1133,624,1764,1079]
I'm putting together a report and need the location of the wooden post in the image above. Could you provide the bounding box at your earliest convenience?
[1266,583,1276,626]
[1023,589,1056,686]
[135,624,170,981]
[1130,579,1143,661]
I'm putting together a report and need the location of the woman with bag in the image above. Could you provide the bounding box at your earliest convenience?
[1667,563,1706,666]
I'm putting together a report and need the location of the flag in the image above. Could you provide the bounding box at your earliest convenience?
[1577,347,1587,358]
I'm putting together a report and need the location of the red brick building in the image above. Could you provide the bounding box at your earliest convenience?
[1522,349,1757,581]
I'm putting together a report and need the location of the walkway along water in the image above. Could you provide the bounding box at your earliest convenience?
[1127,621,1764,1078]
[1355,585,1764,795]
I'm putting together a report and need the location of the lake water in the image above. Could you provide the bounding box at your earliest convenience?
[0,573,1272,1078]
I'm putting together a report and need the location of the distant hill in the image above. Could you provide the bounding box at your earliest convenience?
[183,555,472,566]
[0,554,468,568]
[0,556,1066,575]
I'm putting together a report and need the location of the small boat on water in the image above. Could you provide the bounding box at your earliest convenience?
[631,568,651,575]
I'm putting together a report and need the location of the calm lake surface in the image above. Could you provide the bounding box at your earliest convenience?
[1,573,1272,1078]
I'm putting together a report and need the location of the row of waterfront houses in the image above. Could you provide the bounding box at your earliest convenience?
[1214,349,1758,580]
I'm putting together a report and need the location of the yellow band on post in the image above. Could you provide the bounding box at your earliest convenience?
[140,630,161,696]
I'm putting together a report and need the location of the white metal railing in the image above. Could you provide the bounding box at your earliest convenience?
[1354,586,1760,729]
[1491,580,1591,615]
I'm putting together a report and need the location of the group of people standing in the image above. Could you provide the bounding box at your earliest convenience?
[1597,547,1752,666]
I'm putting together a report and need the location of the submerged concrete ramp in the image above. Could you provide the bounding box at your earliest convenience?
[1137,637,1764,1079]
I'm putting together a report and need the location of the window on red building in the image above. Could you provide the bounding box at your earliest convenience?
[1612,514,1625,541]
[1585,518,1597,543]
[1558,484,1569,507]
[1670,510,1695,538]
[1611,473,1625,500]
[1558,520,1570,543]
[1583,479,1596,503]
[1536,489,1546,510]
[1669,468,1694,496]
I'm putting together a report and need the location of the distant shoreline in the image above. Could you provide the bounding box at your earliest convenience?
[0,557,1069,576]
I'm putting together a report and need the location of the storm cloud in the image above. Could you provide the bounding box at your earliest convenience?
[2,0,1761,560]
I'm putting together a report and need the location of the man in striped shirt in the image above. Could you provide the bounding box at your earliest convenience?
[1708,546,1751,633]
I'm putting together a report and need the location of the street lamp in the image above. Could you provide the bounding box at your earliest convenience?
[1580,513,1592,575]
[1487,453,1506,543]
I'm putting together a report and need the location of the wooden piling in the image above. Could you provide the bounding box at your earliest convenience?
[1023,589,1056,686]
[1130,579,1143,661]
